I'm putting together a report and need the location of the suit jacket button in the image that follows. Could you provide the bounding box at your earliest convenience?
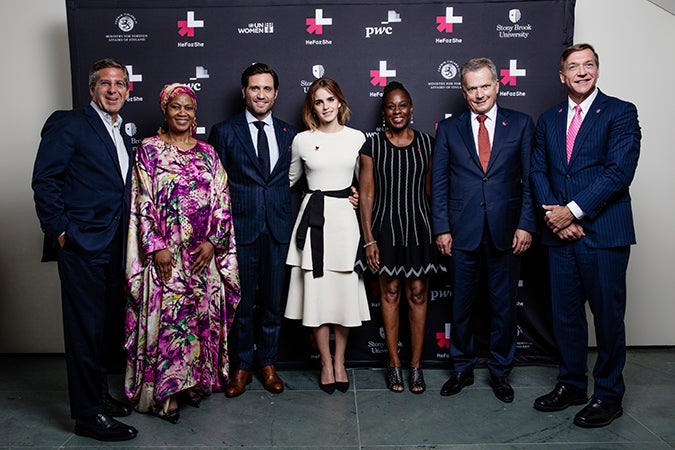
[482,177,488,182]
[566,174,571,179]
[480,202,485,207]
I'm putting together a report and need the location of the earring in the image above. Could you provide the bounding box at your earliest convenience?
[410,115,414,125]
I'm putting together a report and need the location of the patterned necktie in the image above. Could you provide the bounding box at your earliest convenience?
[477,115,491,172]
[566,105,582,163]
[254,121,270,176]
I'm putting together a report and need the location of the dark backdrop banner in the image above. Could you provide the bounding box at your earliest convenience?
[66,0,574,368]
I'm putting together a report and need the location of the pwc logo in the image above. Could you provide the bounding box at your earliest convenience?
[306,9,332,35]
[436,7,463,33]
[369,61,396,87]
[178,11,204,37]
[500,59,526,86]
[125,65,142,92]
[365,10,401,38]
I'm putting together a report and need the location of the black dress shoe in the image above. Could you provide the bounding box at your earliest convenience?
[533,382,588,412]
[573,397,623,428]
[74,413,138,441]
[440,372,474,396]
[489,376,514,403]
[102,392,133,417]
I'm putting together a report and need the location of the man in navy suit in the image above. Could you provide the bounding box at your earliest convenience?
[531,43,641,428]
[431,57,536,403]
[208,63,297,397]
[32,58,137,441]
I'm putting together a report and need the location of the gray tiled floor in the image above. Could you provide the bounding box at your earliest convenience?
[1,348,674,449]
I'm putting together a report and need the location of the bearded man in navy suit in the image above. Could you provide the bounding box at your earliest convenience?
[208,63,297,397]
[32,58,137,441]
[431,57,537,403]
[531,43,641,428]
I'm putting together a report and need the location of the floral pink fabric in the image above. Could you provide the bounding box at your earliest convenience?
[124,135,240,415]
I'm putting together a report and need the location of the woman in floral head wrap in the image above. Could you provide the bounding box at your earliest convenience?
[124,83,240,424]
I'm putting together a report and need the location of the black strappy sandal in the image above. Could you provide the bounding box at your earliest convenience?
[409,367,426,394]
[386,366,404,392]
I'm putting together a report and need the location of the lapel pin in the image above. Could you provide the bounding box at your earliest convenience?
[315,146,320,151]
[596,109,601,113]
[502,121,507,126]
[558,108,563,113]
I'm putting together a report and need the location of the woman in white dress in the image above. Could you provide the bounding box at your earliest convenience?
[285,78,370,394]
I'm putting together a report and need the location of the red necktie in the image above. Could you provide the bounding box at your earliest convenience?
[566,105,582,163]
[477,115,491,172]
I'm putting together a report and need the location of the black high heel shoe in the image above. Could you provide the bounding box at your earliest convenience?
[320,382,336,395]
[335,380,349,393]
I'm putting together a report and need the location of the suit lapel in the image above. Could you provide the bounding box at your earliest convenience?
[568,91,606,167]
[85,105,122,177]
[233,113,265,177]
[457,111,482,172]
[487,108,510,173]
[553,101,568,168]
[271,117,291,177]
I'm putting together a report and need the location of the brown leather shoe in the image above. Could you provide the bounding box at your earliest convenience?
[259,365,284,393]
[225,370,252,398]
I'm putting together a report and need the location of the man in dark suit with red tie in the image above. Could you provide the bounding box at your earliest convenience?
[530,43,641,428]
[431,57,537,403]
[32,58,137,441]
[208,63,297,397]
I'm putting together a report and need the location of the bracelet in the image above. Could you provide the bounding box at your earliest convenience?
[363,240,377,248]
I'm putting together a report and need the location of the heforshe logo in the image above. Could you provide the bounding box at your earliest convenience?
[500,59,526,86]
[369,61,396,87]
[306,9,332,35]
[125,65,142,91]
[436,7,463,33]
[178,11,204,37]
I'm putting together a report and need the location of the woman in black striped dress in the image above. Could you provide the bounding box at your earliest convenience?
[356,81,445,394]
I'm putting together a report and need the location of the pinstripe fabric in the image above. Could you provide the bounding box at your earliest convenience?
[530,90,641,402]
[208,112,298,246]
[530,91,640,248]
[207,112,298,369]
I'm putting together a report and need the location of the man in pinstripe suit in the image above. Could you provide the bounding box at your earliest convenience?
[530,43,641,428]
[208,63,297,397]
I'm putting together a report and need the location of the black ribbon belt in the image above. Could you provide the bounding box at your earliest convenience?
[295,187,351,278]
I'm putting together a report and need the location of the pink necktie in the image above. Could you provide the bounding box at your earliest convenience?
[477,115,491,172]
[566,105,582,163]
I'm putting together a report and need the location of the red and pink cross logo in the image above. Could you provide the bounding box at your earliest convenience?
[306,9,332,35]
[500,60,527,86]
[177,11,204,37]
[369,61,396,87]
[436,7,463,33]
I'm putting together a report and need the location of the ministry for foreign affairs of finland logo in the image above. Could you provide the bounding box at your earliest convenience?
[438,60,460,80]
[115,13,137,32]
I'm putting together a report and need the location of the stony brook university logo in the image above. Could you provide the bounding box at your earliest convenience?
[436,7,463,33]
[178,11,204,37]
[436,323,451,349]
[500,59,526,86]
[509,9,522,24]
[125,65,142,91]
[370,61,396,87]
[306,9,332,35]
